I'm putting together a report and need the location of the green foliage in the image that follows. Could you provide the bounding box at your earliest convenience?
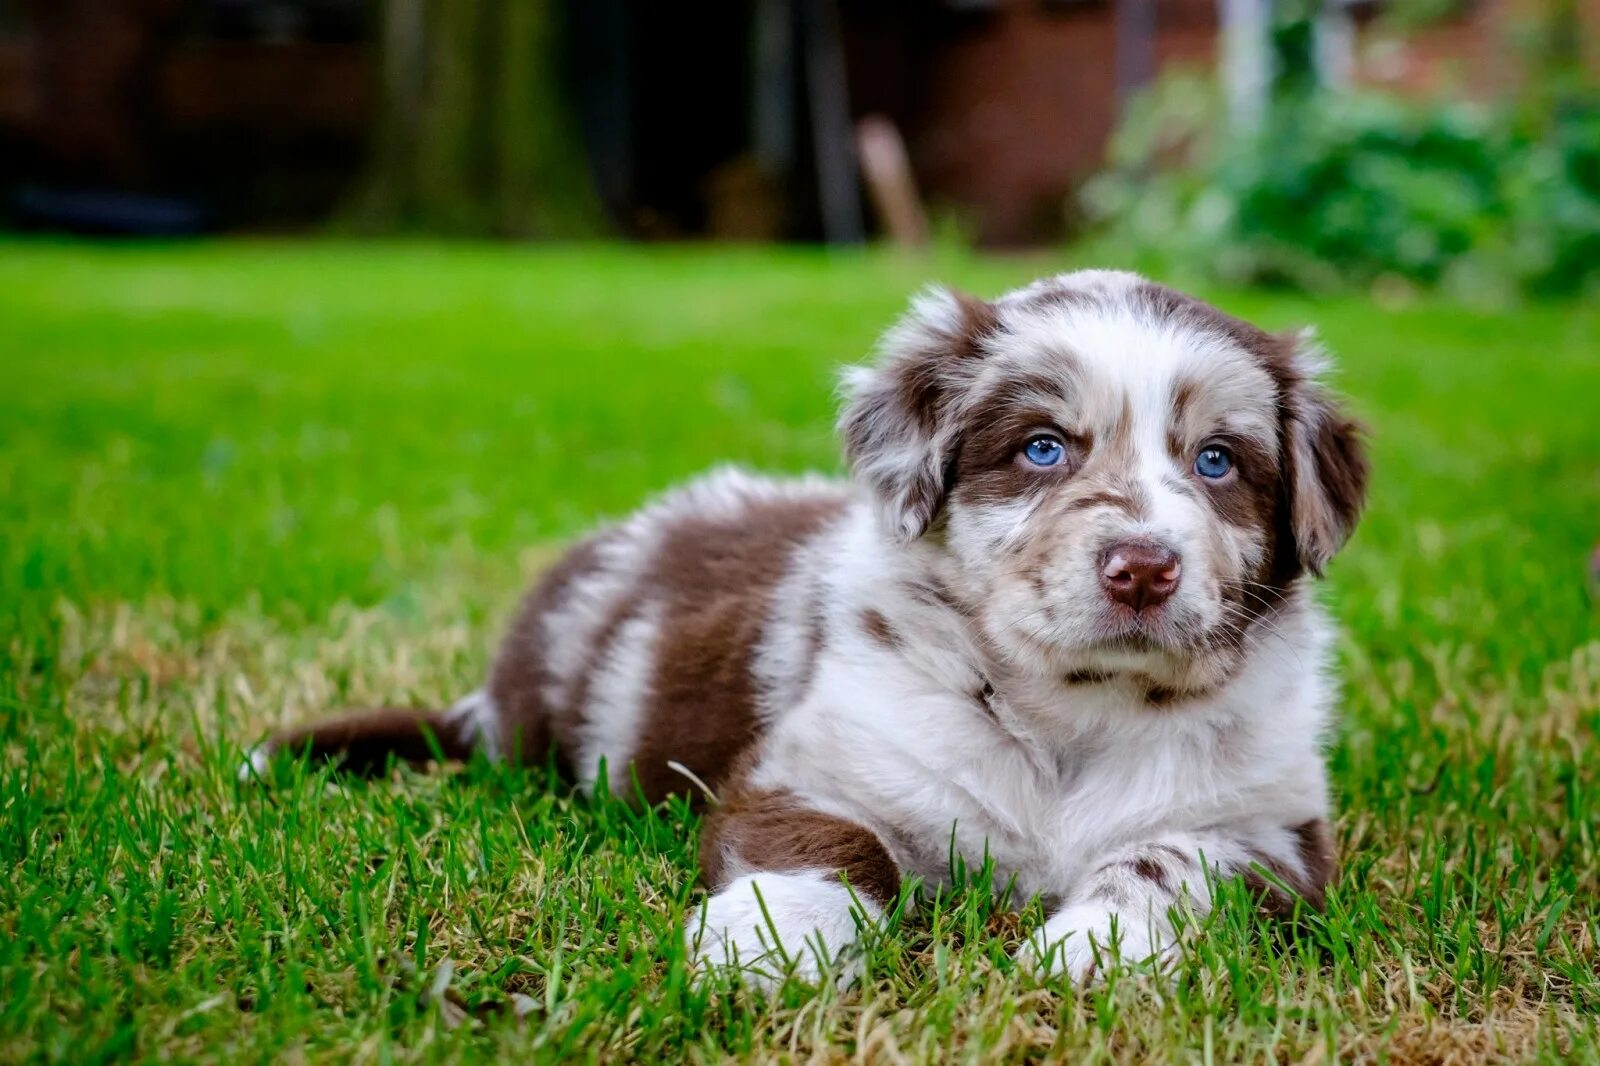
[2,243,1597,1061]
[1269,0,1322,107]
[1084,74,1600,299]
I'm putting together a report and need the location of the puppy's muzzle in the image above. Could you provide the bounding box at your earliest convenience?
[1099,541,1182,613]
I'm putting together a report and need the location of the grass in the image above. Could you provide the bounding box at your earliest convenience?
[1,240,1596,1063]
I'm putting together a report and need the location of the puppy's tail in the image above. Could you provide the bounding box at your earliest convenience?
[242,691,496,779]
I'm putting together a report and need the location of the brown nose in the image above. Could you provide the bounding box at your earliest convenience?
[1100,541,1182,612]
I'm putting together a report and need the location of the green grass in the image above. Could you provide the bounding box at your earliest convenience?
[1,241,1596,1063]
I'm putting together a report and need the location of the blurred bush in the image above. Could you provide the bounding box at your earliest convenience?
[1083,72,1600,300]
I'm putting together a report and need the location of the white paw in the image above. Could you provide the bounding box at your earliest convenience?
[1016,902,1168,984]
[685,871,879,991]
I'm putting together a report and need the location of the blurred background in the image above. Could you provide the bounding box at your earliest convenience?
[0,0,1596,294]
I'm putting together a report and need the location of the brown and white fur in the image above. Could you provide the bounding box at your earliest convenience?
[250,270,1368,986]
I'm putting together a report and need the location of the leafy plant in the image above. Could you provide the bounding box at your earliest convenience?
[1083,73,1600,299]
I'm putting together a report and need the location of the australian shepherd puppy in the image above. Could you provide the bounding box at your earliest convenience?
[251,270,1368,986]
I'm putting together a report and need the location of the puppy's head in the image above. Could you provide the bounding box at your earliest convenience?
[841,271,1368,695]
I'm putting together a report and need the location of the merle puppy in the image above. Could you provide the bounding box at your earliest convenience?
[252,270,1368,986]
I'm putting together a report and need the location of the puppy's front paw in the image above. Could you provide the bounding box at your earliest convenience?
[685,871,878,991]
[1016,903,1167,984]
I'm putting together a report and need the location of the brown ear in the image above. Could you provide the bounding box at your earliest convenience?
[1281,338,1369,575]
[838,286,996,541]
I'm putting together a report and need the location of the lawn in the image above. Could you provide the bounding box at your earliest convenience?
[1,241,1596,1063]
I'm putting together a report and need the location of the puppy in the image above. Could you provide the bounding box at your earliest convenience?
[251,270,1368,985]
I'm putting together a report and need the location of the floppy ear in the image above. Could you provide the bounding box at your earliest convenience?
[838,286,996,541]
[1280,335,1370,575]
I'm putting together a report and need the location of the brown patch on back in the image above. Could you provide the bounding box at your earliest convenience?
[629,494,846,805]
[486,534,609,775]
[701,785,902,906]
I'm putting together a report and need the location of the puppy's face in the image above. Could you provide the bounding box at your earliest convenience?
[842,272,1368,696]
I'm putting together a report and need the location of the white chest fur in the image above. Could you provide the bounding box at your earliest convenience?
[750,583,1335,903]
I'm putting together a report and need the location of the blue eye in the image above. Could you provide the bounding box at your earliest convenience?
[1023,436,1065,467]
[1195,447,1234,479]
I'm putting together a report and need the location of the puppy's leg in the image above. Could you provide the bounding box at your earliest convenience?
[1020,819,1333,983]
[688,789,900,988]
